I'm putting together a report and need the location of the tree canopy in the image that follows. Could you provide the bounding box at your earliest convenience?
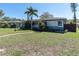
[0,9,4,18]
[2,16,11,21]
[71,3,78,23]
[40,12,53,20]
[24,6,38,30]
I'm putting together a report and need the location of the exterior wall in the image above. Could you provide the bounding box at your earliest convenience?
[46,20,64,31]
[77,23,79,28]
[46,20,64,27]
[32,20,65,31]
[32,24,39,28]
[32,24,39,30]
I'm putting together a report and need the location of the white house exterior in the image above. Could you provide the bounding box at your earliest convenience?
[32,17,67,31]
[44,18,66,31]
[46,20,64,27]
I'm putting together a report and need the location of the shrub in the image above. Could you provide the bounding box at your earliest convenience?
[10,23,17,28]
[0,23,8,28]
[0,22,17,28]
[39,21,46,31]
[65,29,68,33]
[24,21,31,29]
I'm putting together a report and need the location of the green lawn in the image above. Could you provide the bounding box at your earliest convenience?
[0,28,31,36]
[0,28,79,56]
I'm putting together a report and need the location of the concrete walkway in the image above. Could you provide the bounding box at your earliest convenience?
[0,32,33,38]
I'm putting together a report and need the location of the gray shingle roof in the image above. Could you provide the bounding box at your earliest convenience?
[43,17,67,21]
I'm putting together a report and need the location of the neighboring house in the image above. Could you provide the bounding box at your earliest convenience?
[19,21,25,29]
[0,21,25,28]
[76,21,79,28]
[32,17,67,31]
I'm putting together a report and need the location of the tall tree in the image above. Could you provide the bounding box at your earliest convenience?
[40,12,53,20]
[71,3,77,23]
[39,12,53,31]
[2,16,11,21]
[0,9,4,18]
[24,10,30,20]
[25,6,38,30]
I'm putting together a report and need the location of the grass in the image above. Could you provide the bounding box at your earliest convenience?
[0,28,31,36]
[0,28,79,55]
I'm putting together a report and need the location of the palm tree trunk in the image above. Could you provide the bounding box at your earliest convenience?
[74,11,76,23]
[27,14,29,20]
[73,11,76,32]
[31,16,33,30]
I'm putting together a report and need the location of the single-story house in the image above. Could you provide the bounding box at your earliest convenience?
[32,17,67,31]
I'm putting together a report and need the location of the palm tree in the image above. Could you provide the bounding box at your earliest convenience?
[25,6,38,30]
[71,3,78,32]
[24,10,30,20]
[71,3,77,23]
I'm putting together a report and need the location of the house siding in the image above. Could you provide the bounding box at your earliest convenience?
[46,21,64,27]
[47,26,64,31]
[32,24,39,30]
[46,20,64,31]
[32,18,66,32]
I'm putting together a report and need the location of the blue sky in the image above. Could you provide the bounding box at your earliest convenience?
[0,3,79,20]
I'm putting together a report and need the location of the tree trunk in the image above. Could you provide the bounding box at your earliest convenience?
[74,11,76,23]
[31,16,33,30]
[73,11,76,32]
[27,14,29,20]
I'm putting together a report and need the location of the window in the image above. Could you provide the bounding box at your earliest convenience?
[58,21,62,26]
